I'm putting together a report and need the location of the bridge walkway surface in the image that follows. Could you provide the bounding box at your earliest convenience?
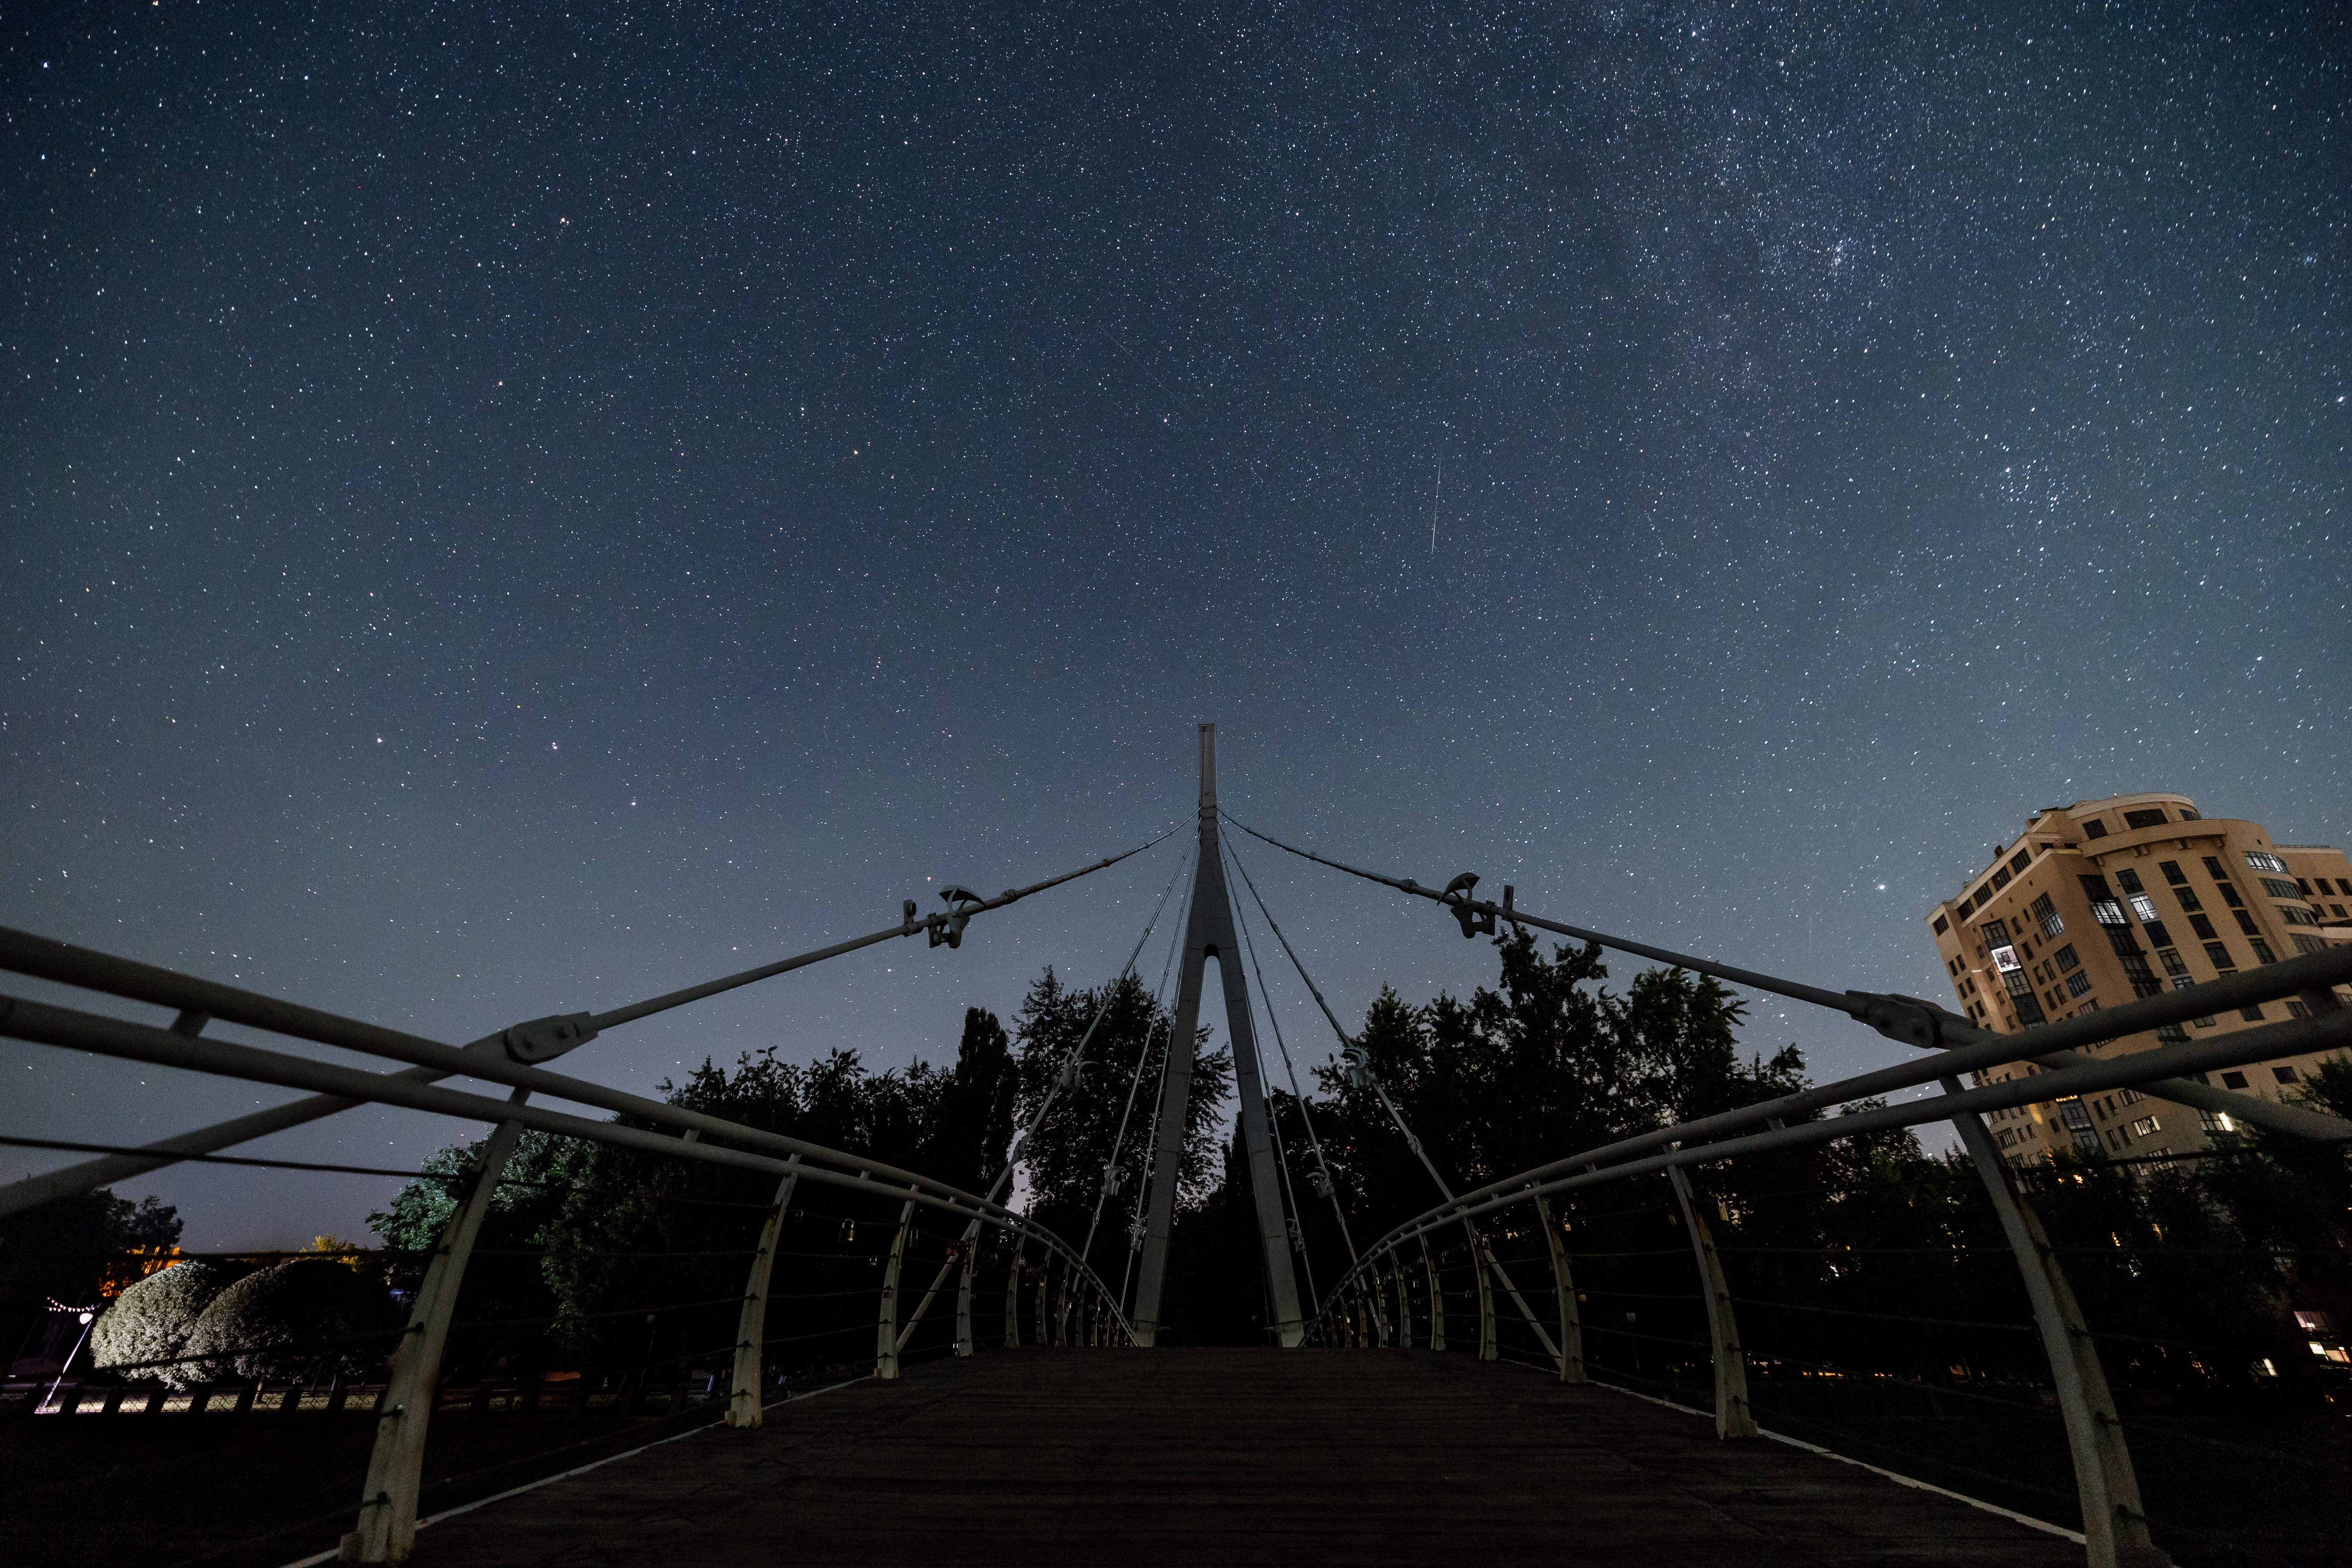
[401,1350,2081,1566]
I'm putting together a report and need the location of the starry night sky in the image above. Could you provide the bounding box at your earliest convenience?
[6,3,2346,1249]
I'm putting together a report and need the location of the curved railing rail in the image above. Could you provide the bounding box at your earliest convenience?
[0,839,1158,1564]
[1227,816,2352,1568]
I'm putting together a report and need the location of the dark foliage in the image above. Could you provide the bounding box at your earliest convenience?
[1009,967,1229,1265]
[181,1257,401,1382]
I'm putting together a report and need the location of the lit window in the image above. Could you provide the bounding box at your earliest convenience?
[2244,850,2289,875]
[2130,1116,2161,1137]
[2128,893,2160,922]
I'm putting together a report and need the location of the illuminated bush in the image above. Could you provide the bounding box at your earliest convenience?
[182,1257,400,1383]
[90,1261,226,1390]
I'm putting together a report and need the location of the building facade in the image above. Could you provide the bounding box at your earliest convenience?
[1925,792,2352,1166]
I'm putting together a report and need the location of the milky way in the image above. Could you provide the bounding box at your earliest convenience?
[6,3,2345,1246]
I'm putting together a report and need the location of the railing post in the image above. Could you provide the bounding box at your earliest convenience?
[1473,1237,1498,1362]
[1668,1164,1758,1439]
[955,1240,975,1357]
[728,1156,800,1428]
[875,1200,914,1380]
[1944,1077,2168,1568]
[342,1093,528,1563]
[1535,1194,1585,1384]
[1004,1243,1023,1348]
[1036,1252,1052,1348]
[1424,1246,1446,1351]
[1392,1258,1411,1349]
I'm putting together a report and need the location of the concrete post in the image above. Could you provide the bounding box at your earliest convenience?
[343,1094,528,1563]
[1944,1078,2168,1568]
[1668,1164,1758,1439]
[875,1200,914,1380]
[728,1157,800,1428]
[1535,1194,1585,1384]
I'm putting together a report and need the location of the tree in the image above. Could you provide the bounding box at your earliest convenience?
[2,1186,183,1374]
[90,1261,227,1389]
[1008,967,1230,1260]
[181,1257,401,1384]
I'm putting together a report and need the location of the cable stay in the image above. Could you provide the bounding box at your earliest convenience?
[1224,836,1564,1364]
[1222,839,1351,1259]
[1081,843,1197,1268]
[1220,841,1331,1314]
[884,843,1192,1353]
[1116,851,1199,1310]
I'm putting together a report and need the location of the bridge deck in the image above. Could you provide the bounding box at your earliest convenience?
[411,1350,2081,1566]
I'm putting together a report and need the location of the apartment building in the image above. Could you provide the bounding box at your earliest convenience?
[1924,792,2352,1166]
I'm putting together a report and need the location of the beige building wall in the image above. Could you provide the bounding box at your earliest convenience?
[1924,792,2352,1166]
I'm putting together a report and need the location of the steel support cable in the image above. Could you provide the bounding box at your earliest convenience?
[1222,841,1559,1366]
[1320,1005,2352,1299]
[1117,861,1197,1310]
[900,850,1190,1349]
[0,992,1135,1324]
[0,835,1168,1219]
[1219,811,2352,1143]
[1222,839,1357,1263]
[1081,844,1197,1267]
[1219,842,1323,1314]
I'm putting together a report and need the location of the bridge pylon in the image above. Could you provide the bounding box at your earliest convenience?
[1132,724,1306,1347]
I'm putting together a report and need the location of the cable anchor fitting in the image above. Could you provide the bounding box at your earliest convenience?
[1341,1042,1375,1090]
[930,885,984,949]
[1442,873,1495,939]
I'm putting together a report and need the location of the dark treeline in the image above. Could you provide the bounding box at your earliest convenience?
[11,930,2345,1495]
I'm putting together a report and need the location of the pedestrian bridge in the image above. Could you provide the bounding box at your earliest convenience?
[374,1350,2080,1568]
[6,727,2349,1568]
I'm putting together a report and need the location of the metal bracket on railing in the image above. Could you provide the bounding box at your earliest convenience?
[930,886,985,949]
[501,1013,599,1065]
[1442,873,1496,939]
[1341,1042,1375,1090]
